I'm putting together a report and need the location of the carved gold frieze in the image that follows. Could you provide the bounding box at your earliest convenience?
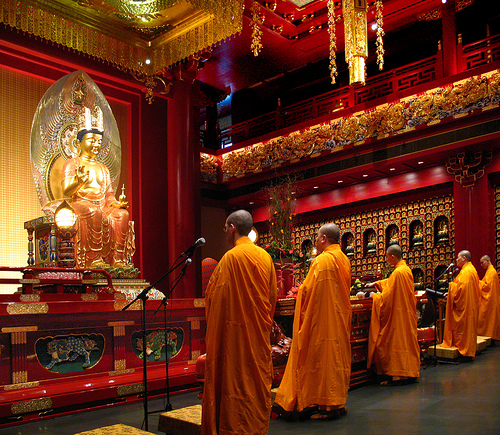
[11,398,52,415]
[2,326,38,334]
[4,381,40,391]
[109,368,135,376]
[193,298,206,308]
[114,300,141,311]
[81,294,98,301]
[19,294,40,302]
[108,321,135,327]
[212,70,500,180]
[191,350,201,362]
[114,359,127,371]
[12,371,28,384]
[117,383,144,397]
[114,325,126,337]
[7,303,49,315]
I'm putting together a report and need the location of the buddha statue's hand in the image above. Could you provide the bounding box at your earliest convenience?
[110,199,128,209]
[76,165,89,186]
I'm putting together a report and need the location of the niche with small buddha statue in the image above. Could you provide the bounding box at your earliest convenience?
[363,228,377,256]
[342,231,355,259]
[412,268,425,291]
[434,216,450,245]
[410,220,424,249]
[386,224,400,248]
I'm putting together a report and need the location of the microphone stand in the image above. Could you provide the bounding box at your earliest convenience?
[121,254,190,431]
[149,258,192,415]
[424,264,459,368]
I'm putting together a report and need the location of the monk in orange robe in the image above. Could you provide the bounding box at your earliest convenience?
[478,255,500,340]
[442,250,480,358]
[275,223,351,420]
[201,210,277,435]
[365,244,420,384]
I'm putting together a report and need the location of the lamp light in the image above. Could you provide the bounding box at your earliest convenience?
[249,227,259,244]
[54,200,77,268]
[55,200,77,229]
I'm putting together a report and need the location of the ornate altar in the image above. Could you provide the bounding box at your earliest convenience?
[26,70,138,278]
[0,267,206,427]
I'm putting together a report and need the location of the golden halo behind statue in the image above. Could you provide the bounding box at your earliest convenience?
[31,71,122,214]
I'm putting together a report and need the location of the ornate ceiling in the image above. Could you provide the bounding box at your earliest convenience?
[1,0,478,94]
[1,0,244,75]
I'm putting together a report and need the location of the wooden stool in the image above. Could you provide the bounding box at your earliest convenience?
[477,336,491,352]
[158,404,201,435]
[73,423,154,434]
[428,344,460,359]
[429,336,492,359]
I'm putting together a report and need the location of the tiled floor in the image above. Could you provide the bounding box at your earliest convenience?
[2,345,500,435]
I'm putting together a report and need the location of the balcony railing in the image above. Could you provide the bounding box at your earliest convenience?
[211,34,500,149]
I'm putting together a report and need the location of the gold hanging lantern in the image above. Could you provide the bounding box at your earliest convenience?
[343,0,368,87]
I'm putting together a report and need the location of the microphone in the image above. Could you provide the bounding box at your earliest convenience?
[181,237,206,257]
[182,257,193,272]
[446,262,455,270]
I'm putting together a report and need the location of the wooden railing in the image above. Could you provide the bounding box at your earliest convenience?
[214,34,500,149]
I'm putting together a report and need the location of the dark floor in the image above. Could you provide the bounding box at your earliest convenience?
[2,345,500,435]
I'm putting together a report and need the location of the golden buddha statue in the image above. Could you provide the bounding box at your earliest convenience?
[62,107,130,268]
[412,223,423,248]
[366,231,376,255]
[436,219,449,243]
[29,70,137,276]
[388,226,399,246]
[345,233,355,257]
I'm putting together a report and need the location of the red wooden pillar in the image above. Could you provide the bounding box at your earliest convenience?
[453,174,495,269]
[167,68,201,298]
[441,0,458,77]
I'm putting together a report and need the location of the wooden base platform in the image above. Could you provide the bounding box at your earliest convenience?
[428,336,492,359]
[74,423,154,434]
[158,404,201,435]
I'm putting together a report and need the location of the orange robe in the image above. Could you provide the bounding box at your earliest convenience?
[275,244,352,412]
[442,262,480,357]
[478,265,500,340]
[201,236,277,435]
[367,260,420,378]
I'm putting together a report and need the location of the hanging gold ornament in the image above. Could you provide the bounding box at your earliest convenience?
[375,0,385,71]
[343,0,368,86]
[327,0,338,84]
[251,1,265,56]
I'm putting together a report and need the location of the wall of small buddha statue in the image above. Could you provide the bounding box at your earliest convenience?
[259,194,454,291]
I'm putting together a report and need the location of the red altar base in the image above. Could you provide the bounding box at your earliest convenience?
[0,273,206,428]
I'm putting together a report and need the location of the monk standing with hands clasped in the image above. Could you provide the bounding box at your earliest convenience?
[201,210,277,435]
[442,250,480,360]
[275,223,352,420]
[365,244,420,385]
